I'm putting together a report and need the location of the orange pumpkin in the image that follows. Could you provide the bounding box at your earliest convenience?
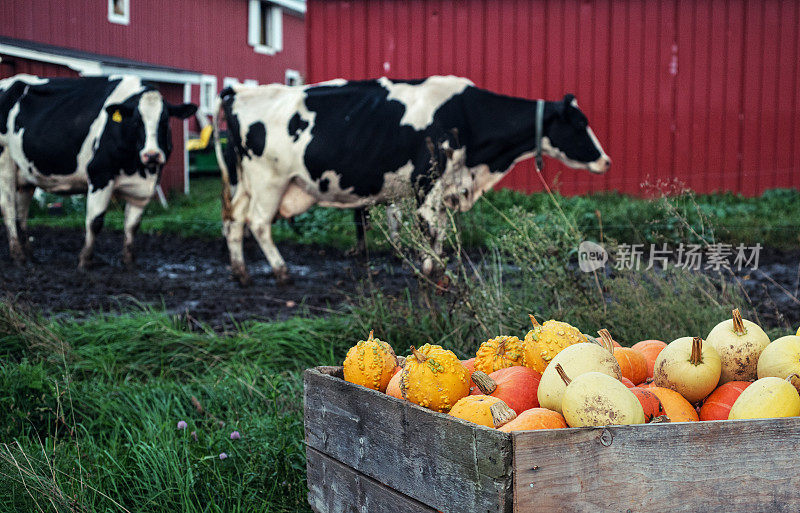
[386,367,403,399]
[630,387,666,422]
[631,340,667,379]
[470,366,541,415]
[614,347,649,385]
[620,377,635,388]
[699,381,752,421]
[461,357,476,374]
[649,387,699,422]
[498,408,568,432]
[449,395,517,428]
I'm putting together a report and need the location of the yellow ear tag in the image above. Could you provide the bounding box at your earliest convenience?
[112,110,122,123]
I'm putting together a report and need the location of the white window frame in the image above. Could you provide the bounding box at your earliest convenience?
[223,77,240,89]
[108,0,130,25]
[285,69,302,86]
[199,75,217,116]
[248,0,283,55]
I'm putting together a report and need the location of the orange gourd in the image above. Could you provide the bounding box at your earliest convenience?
[449,395,517,428]
[649,387,699,422]
[386,367,403,399]
[629,387,666,422]
[614,347,649,385]
[631,340,667,379]
[499,408,568,432]
[699,381,752,421]
[470,366,542,414]
[474,336,526,374]
[620,377,635,388]
[461,358,478,391]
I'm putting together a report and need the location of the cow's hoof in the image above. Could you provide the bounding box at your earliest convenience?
[231,263,251,287]
[274,266,293,286]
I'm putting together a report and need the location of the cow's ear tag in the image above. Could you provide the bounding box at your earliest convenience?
[112,110,122,123]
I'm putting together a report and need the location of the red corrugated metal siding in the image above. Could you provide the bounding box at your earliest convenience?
[307,0,800,196]
[0,56,80,79]
[0,1,306,85]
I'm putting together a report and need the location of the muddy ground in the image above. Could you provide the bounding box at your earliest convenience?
[1,227,799,330]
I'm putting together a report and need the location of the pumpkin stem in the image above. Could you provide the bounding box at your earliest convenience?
[497,338,507,356]
[731,309,746,335]
[489,401,517,428]
[649,415,671,424]
[471,371,498,395]
[410,346,427,363]
[786,373,800,386]
[529,314,541,328]
[396,355,406,368]
[690,337,704,365]
[555,363,571,386]
[597,329,615,354]
[368,330,374,341]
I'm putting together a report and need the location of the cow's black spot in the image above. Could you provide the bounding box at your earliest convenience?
[246,122,266,157]
[90,212,105,235]
[0,80,28,135]
[221,90,242,186]
[287,112,309,142]
[318,177,330,193]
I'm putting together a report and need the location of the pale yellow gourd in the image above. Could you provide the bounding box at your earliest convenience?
[728,376,800,420]
[757,335,800,394]
[537,330,622,414]
[706,308,770,384]
[653,336,721,403]
[558,367,645,427]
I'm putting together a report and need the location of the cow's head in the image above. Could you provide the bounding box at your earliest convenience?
[543,94,611,174]
[105,90,197,170]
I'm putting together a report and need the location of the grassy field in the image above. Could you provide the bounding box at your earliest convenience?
[6,176,800,511]
[28,176,800,249]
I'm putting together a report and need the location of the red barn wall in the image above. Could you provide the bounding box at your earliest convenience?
[307,0,800,196]
[0,0,306,85]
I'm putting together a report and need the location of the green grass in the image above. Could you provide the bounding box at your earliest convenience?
[0,303,367,513]
[28,176,800,249]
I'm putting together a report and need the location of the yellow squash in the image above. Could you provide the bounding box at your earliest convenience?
[343,330,398,392]
[523,315,587,372]
[729,376,800,420]
[401,344,470,412]
[448,395,517,428]
[474,335,526,374]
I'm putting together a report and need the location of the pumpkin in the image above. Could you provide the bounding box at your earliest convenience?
[654,336,721,403]
[499,408,568,432]
[614,347,649,385]
[620,377,635,388]
[757,335,800,393]
[629,387,666,422]
[648,387,699,422]
[401,345,470,412]
[449,395,517,428]
[698,381,751,421]
[706,308,770,384]
[474,335,526,374]
[558,367,645,427]
[343,330,398,392]
[522,315,587,372]
[386,366,404,399]
[461,358,478,392]
[537,333,622,414]
[729,376,800,420]
[470,366,541,414]
[631,339,667,379]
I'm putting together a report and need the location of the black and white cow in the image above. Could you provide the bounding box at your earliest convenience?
[0,74,196,268]
[214,75,610,285]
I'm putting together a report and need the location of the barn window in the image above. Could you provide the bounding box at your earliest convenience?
[108,0,129,25]
[285,69,302,86]
[199,75,217,116]
[248,1,283,54]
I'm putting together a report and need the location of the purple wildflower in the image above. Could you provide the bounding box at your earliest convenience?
[219,452,228,460]
[230,431,241,440]
[177,420,188,430]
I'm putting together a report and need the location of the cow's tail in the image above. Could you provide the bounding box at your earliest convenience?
[213,86,237,221]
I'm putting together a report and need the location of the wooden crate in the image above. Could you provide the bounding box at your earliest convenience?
[305,366,800,513]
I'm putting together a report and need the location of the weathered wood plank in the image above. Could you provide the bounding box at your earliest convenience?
[304,367,513,513]
[307,447,437,513]
[513,418,800,512]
